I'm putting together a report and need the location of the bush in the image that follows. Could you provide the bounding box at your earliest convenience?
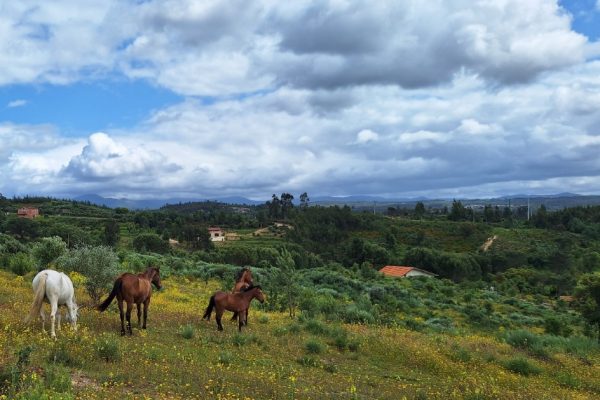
[132,233,169,254]
[47,341,80,367]
[503,357,542,376]
[180,324,195,339]
[305,339,326,354]
[544,316,573,337]
[32,237,67,269]
[339,305,375,324]
[43,365,72,393]
[9,252,35,275]
[58,246,120,303]
[96,336,121,362]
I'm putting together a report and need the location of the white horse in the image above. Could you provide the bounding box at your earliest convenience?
[26,269,78,338]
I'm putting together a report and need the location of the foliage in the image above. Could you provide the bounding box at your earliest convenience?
[32,237,68,269]
[8,252,36,275]
[573,273,600,342]
[132,233,169,254]
[58,246,120,303]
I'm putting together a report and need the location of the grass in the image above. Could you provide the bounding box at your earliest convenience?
[1,269,600,399]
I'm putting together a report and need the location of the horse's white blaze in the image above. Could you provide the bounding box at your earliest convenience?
[27,269,78,338]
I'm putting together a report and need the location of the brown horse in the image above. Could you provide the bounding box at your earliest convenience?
[202,285,265,332]
[97,267,162,336]
[230,267,253,324]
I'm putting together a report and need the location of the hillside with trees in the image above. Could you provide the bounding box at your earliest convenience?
[1,194,600,398]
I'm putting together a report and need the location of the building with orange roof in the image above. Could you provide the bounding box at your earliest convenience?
[379,265,437,278]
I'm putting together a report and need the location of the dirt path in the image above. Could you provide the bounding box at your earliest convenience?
[480,235,498,252]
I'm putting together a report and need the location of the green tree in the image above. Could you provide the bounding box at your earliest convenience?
[280,193,294,219]
[58,245,120,303]
[573,273,600,343]
[103,219,120,247]
[267,194,281,219]
[299,192,310,209]
[132,233,170,254]
[448,200,467,221]
[275,248,300,318]
[414,202,425,218]
[32,236,68,269]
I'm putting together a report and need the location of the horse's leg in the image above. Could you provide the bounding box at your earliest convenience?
[230,311,238,322]
[245,306,250,326]
[136,303,142,328]
[67,301,77,332]
[238,310,245,332]
[216,308,224,331]
[49,298,58,338]
[57,309,61,331]
[142,299,149,329]
[126,301,133,335]
[118,299,126,336]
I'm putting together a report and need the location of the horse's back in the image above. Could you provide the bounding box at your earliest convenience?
[119,273,152,302]
[33,269,74,304]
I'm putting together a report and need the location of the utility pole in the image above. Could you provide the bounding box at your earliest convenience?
[527,196,530,221]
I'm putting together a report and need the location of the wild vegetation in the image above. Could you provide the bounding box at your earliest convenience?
[1,194,600,398]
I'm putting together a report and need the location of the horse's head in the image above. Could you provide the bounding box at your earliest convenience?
[237,267,254,285]
[251,285,265,303]
[150,267,162,290]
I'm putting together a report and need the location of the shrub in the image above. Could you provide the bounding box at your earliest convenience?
[44,365,72,393]
[47,341,80,367]
[58,246,120,303]
[297,355,320,368]
[304,319,328,335]
[544,316,573,337]
[96,337,121,362]
[305,339,326,354]
[257,314,269,324]
[503,357,542,376]
[132,233,169,254]
[180,324,195,339]
[9,252,35,275]
[339,305,375,324]
[32,237,67,269]
[218,351,234,365]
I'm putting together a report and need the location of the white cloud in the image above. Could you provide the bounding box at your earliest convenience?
[7,99,27,108]
[355,129,379,144]
[63,132,181,180]
[2,1,600,199]
[0,1,589,94]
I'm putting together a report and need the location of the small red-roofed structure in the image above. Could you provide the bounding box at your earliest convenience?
[17,207,39,219]
[379,265,436,278]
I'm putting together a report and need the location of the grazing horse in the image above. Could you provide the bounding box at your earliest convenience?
[230,267,253,324]
[26,269,78,338]
[202,285,265,332]
[97,267,162,336]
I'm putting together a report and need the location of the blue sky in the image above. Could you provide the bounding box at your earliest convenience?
[2,0,600,200]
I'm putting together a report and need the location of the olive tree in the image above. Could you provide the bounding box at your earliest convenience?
[58,245,120,304]
[32,236,67,269]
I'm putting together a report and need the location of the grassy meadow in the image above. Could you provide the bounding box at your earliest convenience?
[1,270,600,400]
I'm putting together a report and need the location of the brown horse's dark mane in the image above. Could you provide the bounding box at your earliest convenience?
[241,284,261,292]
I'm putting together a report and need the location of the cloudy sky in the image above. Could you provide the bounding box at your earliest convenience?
[2,0,600,200]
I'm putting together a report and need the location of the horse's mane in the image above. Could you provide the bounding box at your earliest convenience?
[235,267,249,281]
[242,284,261,292]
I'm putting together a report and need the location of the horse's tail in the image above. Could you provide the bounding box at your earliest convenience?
[97,278,122,312]
[25,273,48,323]
[202,295,215,320]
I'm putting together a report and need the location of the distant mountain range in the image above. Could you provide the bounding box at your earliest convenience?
[73,194,264,209]
[71,192,600,211]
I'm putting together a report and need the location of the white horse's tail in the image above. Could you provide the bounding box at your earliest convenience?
[26,272,47,323]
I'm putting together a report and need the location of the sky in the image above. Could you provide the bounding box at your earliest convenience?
[1,0,600,201]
